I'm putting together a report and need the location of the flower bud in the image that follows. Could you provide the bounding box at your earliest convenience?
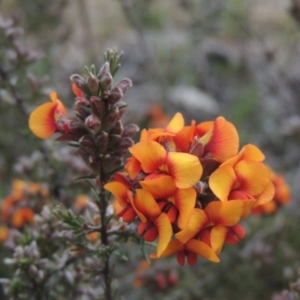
[90,96,106,117]
[105,107,120,127]
[79,135,98,156]
[115,137,134,154]
[75,100,91,119]
[56,120,88,141]
[85,114,101,131]
[115,78,132,94]
[110,121,123,135]
[107,134,121,149]
[106,86,123,105]
[122,124,139,138]
[118,105,128,120]
[103,154,123,172]
[95,131,109,151]
[89,156,102,172]
[70,74,88,92]
[87,73,100,94]
[99,62,113,90]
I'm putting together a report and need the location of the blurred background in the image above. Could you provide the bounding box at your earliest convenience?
[1,0,300,299]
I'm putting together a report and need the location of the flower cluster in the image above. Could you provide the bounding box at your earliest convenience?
[105,113,275,265]
[0,179,49,242]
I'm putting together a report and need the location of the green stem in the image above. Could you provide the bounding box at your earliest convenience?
[99,176,112,300]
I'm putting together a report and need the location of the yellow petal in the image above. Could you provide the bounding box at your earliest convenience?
[186,239,220,262]
[165,112,184,133]
[210,225,228,254]
[200,117,239,162]
[104,182,128,207]
[174,188,197,229]
[154,213,173,257]
[139,175,177,198]
[150,240,184,259]
[129,141,166,173]
[134,189,161,219]
[235,160,270,196]
[175,208,207,244]
[166,152,203,188]
[204,200,243,226]
[29,102,57,139]
[254,181,275,207]
[209,165,237,201]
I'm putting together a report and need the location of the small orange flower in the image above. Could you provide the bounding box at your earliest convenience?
[140,112,184,142]
[0,225,9,243]
[147,104,171,128]
[253,172,291,214]
[129,140,203,189]
[134,189,173,257]
[175,200,244,254]
[174,117,239,162]
[151,239,220,266]
[209,144,274,214]
[29,91,67,139]
[11,207,34,228]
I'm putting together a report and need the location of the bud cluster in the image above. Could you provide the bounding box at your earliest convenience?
[70,66,139,175]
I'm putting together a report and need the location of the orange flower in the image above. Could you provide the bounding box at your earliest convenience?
[253,172,291,214]
[175,200,244,254]
[209,144,274,214]
[147,104,170,128]
[174,117,239,162]
[150,239,220,266]
[140,112,184,142]
[104,173,138,222]
[74,194,89,210]
[11,207,34,228]
[29,91,67,139]
[134,189,172,257]
[129,140,202,189]
[0,225,9,243]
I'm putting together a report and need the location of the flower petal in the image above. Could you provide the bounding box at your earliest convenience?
[154,213,173,257]
[224,144,265,167]
[185,239,220,262]
[235,160,271,196]
[150,240,184,259]
[129,141,166,173]
[140,175,177,198]
[29,102,58,139]
[209,164,237,201]
[173,188,197,229]
[199,117,239,162]
[204,200,243,226]
[165,112,184,133]
[175,208,207,244]
[104,182,128,207]
[166,152,203,188]
[134,189,161,220]
[125,157,141,179]
[210,225,229,254]
[254,181,275,207]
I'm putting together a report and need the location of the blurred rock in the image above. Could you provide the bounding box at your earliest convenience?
[167,85,219,115]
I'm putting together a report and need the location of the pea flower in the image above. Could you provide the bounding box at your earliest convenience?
[29,91,67,139]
